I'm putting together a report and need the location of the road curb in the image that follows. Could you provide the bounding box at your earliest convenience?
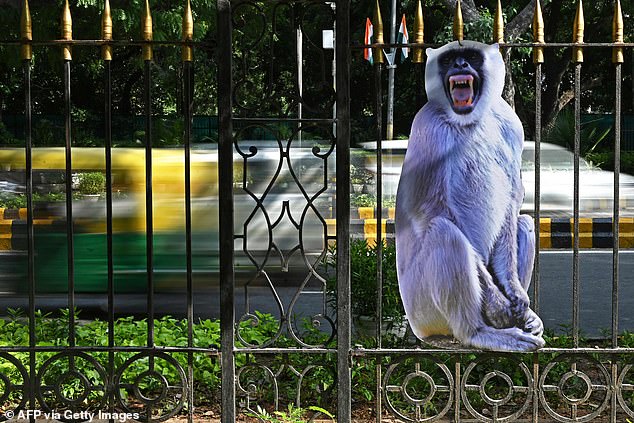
[1,209,633,250]
[352,217,634,249]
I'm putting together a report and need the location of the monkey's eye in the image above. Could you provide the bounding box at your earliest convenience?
[440,55,454,67]
[465,52,483,66]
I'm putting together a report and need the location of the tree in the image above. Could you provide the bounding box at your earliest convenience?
[0,0,631,146]
[430,0,633,138]
[0,0,217,140]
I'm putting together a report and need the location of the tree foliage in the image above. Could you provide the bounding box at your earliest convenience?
[0,0,632,146]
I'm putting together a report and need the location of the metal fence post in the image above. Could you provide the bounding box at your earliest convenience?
[218,0,235,421]
[336,0,351,420]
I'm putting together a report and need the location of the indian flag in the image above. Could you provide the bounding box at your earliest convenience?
[397,14,409,61]
[364,17,373,64]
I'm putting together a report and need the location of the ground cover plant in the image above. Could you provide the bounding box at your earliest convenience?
[0,308,633,421]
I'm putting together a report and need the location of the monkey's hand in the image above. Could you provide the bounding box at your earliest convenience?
[522,309,544,337]
[507,286,530,324]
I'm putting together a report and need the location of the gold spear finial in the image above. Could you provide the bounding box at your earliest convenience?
[20,0,32,61]
[613,0,624,64]
[102,0,113,61]
[412,0,425,63]
[373,0,384,64]
[61,0,72,61]
[182,0,194,62]
[533,0,544,64]
[453,0,464,42]
[142,0,153,61]
[494,0,504,44]
[572,0,584,63]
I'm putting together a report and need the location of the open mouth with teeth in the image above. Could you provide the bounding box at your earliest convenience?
[446,74,479,114]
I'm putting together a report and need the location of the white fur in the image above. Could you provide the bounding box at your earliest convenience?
[425,41,504,127]
[396,40,544,352]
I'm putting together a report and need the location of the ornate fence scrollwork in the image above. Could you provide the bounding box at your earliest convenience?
[35,351,108,422]
[236,361,336,419]
[114,352,188,423]
[538,354,611,422]
[233,120,337,350]
[382,356,454,422]
[0,353,29,422]
[617,361,634,419]
[461,355,533,422]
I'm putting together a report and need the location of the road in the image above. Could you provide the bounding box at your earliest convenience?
[537,250,634,337]
[0,250,632,338]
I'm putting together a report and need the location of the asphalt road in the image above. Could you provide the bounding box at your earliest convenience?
[537,250,634,337]
[0,250,632,337]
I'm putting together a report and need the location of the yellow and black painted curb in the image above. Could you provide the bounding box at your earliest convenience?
[3,208,634,251]
[346,217,634,249]
[539,217,634,249]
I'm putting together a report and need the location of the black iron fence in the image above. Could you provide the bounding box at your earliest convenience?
[0,0,634,422]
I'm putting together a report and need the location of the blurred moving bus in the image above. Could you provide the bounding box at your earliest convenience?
[0,146,334,293]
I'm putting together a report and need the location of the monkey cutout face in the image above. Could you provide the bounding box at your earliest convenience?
[439,49,483,114]
[425,41,504,126]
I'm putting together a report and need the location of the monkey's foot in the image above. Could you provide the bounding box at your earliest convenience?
[468,326,545,352]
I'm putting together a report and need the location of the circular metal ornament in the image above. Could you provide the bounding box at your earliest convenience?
[0,352,29,421]
[461,355,532,422]
[402,370,437,406]
[132,370,169,404]
[617,363,634,418]
[557,370,593,405]
[383,357,454,422]
[538,354,611,423]
[479,371,514,406]
[114,352,187,422]
[54,370,92,405]
[35,351,108,421]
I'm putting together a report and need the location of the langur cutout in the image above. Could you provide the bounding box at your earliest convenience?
[395,40,545,352]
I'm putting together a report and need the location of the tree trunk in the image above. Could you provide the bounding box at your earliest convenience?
[119,70,143,115]
[541,0,570,131]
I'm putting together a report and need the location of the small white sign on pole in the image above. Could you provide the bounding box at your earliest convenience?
[322,30,334,49]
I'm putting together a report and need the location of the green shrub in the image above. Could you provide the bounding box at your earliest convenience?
[154,118,184,146]
[0,193,25,209]
[0,192,66,209]
[77,172,105,195]
[383,196,396,208]
[0,122,19,146]
[350,193,376,207]
[350,164,374,185]
[325,239,404,326]
[33,119,61,147]
[0,309,337,412]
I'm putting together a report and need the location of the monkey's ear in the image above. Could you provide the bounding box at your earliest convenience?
[426,47,436,57]
[490,43,500,51]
